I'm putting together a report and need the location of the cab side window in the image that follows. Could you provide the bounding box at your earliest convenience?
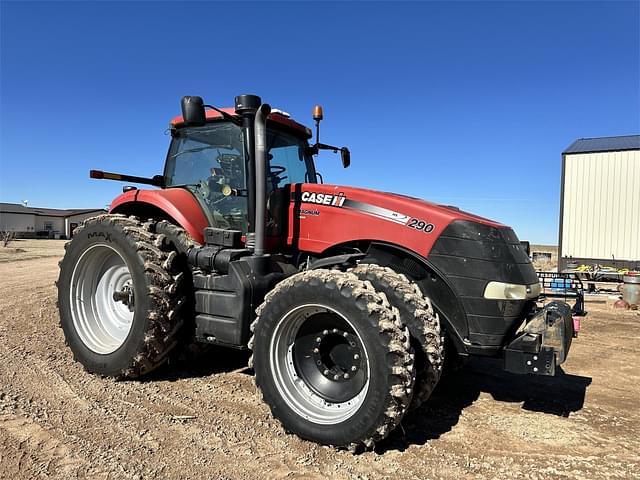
[266,130,316,192]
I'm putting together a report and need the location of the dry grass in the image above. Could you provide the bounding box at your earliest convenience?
[531,244,558,271]
[0,239,66,263]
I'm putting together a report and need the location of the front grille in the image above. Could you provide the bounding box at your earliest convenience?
[428,220,537,346]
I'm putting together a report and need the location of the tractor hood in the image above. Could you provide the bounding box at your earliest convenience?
[289,183,536,350]
[340,186,506,228]
[288,183,510,258]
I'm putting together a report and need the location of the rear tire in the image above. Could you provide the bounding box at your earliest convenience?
[250,269,414,449]
[350,264,443,409]
[57,214,188,378]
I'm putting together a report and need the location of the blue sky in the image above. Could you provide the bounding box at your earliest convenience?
[1,1,638,244]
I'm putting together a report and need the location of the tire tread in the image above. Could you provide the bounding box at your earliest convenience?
[349,264,443,409]
[249,269,415,450]
[58,214,188,378]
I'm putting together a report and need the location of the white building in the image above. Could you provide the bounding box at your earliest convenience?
[559,135,640,271]
[0,203,105,239]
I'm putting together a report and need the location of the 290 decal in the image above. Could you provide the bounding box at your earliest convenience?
[407,218,435,233]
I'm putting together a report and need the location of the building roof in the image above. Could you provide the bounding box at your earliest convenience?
[563,135,640,154]
[0,202,105,218]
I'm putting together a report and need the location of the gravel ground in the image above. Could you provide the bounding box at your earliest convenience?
[0,242,638,479]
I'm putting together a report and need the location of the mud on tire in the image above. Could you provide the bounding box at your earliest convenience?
[349,264,443,409]
[249,269,414,449]
[57,214,188,378]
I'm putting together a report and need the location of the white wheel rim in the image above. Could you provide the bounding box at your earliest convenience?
[70,243,135,354]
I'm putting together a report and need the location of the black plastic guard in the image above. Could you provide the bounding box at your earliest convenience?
[504,301,574,376]
[428,220,538,348]
[193,256,287,348]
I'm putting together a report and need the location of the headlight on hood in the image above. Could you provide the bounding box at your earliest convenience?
[484,281,541,300]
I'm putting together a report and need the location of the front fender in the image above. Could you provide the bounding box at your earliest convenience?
[110,188,208,244]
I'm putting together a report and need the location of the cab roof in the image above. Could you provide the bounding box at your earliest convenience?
[170,108,312,138]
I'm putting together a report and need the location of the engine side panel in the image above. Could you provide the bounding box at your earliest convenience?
[110,188,208,244]
[286,184,505,257]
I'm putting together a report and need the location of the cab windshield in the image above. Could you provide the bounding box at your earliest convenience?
[164,121,316,231]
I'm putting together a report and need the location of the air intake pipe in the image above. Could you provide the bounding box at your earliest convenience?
[253,103,271,257]
[234,94,261,235]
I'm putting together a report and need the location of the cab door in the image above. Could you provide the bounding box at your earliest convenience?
[164,122,249,232]
[265,128,317,248]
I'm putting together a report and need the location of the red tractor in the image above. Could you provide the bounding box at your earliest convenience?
[57,94,575,449]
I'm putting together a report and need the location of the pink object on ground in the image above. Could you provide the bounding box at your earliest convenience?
[614,299,631,310]
[573,316,581,337]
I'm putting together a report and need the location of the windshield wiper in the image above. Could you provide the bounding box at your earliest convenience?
[168,183,202,189]
[204,104,242,126]
[170,146,219,159]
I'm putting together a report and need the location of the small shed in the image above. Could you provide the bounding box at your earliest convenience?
[558,135,640,271]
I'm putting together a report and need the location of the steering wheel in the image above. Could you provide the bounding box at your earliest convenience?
[268,165,288,188]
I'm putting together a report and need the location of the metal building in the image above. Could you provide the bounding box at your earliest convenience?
[0,203,105,239]
[558,135,640,271]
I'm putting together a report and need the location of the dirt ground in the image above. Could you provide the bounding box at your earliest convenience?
[0,241,638,480]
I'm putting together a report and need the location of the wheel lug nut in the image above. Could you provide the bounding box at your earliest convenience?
[344,373,350,379]
[351,366,357,371]
[323,330,329,335]
[343,332,348,338]
[333,374,339,380]
[353,354,360,360]
[323,369,329,375]
[313,348,319,354]
[315,337,321,343]
[333,328,339,334]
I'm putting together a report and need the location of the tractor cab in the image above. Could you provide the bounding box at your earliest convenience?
[164,118,317,233]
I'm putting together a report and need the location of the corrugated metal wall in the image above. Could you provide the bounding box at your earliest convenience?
[561,149,640,261]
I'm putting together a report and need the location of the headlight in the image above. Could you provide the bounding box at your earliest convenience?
[484,281,541,300]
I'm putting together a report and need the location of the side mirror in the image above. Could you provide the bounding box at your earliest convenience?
[340,147,350,168]
[181,96,206,126]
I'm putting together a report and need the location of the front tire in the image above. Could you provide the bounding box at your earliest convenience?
[349,264,443,409]
[57,214,187,378]
[250,269,414,449]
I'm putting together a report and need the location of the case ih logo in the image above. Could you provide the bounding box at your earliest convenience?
[300,191,346,207]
